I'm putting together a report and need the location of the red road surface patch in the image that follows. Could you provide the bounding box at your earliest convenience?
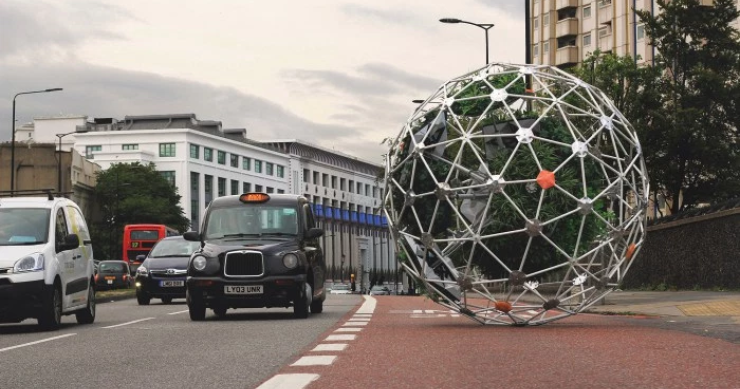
[269,296,740,389]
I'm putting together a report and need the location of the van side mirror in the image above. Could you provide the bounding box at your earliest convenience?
[136,255,146,261]
[61,233,80,251]
[306,228,323,239]
[183,231,201,241]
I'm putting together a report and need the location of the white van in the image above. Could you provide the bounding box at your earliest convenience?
[0,192,96,330]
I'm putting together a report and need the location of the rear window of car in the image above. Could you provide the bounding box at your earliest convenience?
[99,262,126,272]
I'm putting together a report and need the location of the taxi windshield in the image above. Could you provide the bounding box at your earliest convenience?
[0,208,51,246]
[204,205,299,240]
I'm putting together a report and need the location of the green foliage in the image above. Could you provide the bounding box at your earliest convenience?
[91,162,190,260]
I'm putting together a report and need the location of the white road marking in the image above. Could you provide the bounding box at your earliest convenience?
[101,317,155,329]
[355,296,376,314]
[291,355,337,366]
[353,313,373,316]
[326,334,356,341]
[255,373,319,389]
[0,333,76,353]
[342,321,367,327]
[349,318,371,322]
[168,310,189,315]
[334,327,362,332]
[312,343,347,352]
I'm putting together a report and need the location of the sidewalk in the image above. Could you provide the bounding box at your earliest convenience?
[588,290,740,319]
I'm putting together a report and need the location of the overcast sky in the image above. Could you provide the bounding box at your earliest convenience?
[0,0,525,163]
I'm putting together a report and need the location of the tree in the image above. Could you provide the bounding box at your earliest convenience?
[92,162,190,259]
[636,0,740,213]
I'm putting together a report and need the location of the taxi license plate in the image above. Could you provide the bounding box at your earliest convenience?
[225,285,263,295]
[160,280,185,287]
[107,280,113,284]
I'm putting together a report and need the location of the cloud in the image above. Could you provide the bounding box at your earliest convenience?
[0,61,390,163]
[0,0,129,61]
[339,4,424,27]
[476,1,527,18]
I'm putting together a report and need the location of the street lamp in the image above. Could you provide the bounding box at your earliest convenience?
[11,88,63,192]
[56,129,87,193]
[439,18,494,64]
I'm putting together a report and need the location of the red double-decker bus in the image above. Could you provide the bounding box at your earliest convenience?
[122,224,179,266]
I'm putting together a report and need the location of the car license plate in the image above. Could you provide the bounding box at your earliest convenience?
[160,280,185,287]
[224,285,262,295]
[105,276,115,280]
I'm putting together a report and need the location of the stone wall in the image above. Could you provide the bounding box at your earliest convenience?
[623,208,740,290]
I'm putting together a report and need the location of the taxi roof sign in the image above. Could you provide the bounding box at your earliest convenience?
[239,193,270,203]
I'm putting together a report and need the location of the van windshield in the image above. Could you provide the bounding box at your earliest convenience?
[0,208,51,246]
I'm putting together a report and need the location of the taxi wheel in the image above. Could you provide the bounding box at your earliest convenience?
[75,284,96,324]
[310,299,323,314]
[293,284,309,319]
[161,297,173,304]
[187,290,206,321]
[213,306,227,318]
[38,284,62,331]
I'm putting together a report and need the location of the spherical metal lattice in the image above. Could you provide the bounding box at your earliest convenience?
[384,63,649,325]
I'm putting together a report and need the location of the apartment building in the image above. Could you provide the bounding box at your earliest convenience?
[529,0,734,68]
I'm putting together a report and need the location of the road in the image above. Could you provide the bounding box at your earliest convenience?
[0,294,361,389]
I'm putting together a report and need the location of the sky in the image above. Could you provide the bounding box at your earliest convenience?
[0,0,525,163]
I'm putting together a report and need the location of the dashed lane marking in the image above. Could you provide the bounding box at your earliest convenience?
[342,321,368,326]
[255,373,319,389]
[312,344,347,352]
[168,310,189,315]
[348,318,371,321]
[0,333,76,353]
[325,334,356,341]
[101,317,155,329]
[291,355,337,366]
[334,327,362,332]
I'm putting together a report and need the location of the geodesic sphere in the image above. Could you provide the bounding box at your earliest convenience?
[383,63,649,325]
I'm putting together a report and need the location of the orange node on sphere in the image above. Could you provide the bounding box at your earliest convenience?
[626,243,637,261]
[495,301,512,313]
[536,170,556,190]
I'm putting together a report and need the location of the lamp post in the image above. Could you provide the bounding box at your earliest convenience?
[439,18,494,64]
[10,88,63,192]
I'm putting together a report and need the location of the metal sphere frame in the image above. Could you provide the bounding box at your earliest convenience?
[383,63,649,326]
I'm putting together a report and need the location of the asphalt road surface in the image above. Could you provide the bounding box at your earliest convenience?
[0,294,361,389]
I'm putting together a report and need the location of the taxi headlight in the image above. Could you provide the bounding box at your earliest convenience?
[14,253,45,273]
[192,256,207,271]
[136,266,148,276]
[282,253,299,269]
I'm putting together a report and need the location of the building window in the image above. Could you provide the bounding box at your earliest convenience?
[356,182,361,194]
[544,42,549,54]
[243,182,251,193]
[598,0,612,7]
[85,145,101,159]
[276,165,284,178]
[266,187,274,193]
[190,172,200,229]
[340,178,346,191]
[204,175,213,195]
[322,174,329,187]
[231,179,239,195]
[190,144,199,159]
[599,25,612,38]
[230,154,239,168]
[159,143,176,157]
[122,144,138,151]
[583,5,591,18]
[255,184,263,192]
[583,33,592,47]
[331,176,337,189]
[303,169,310,183]
[265,162,274,176]
[277,189,285,194]
[534,43,539,58]
[543,13,549,26]
[254,160,263,173]
[217,150,226,165]
[204,147,213,162]
[313,171,319,184]
[534,17,538,30]
[365,184,370,196]
[242,157,251,170]
[160,171,175,186]
[637,24,645,41]
[218,177,226,196]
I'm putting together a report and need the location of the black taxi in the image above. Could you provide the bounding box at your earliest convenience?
[183,193,326,320]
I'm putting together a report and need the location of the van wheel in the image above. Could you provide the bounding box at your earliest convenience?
[187,290,206,321]
[75,284,96,324]
[136,291,151,305]
[38,285,62,330]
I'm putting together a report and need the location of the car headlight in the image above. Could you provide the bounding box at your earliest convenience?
[14,253,45,273]
[282,253,299,269]
[192,255,207,271]
[136,266,148,276]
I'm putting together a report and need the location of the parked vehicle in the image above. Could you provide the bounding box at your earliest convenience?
[0,190,96,330]
[369,285,391,296]
[135,236,201,305]
[95,260,131,290]
[184,193,326,320]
